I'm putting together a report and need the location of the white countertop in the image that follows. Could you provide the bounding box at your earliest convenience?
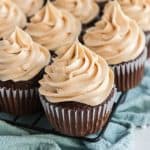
[134,128,150,150]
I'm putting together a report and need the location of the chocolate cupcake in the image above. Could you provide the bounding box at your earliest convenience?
[118,0,150,59]
[0,0,27,39]
[39,41,116,137]
[0,27,50,115]
[26,2,81,60]
[12,0,45,18]
[83,1,146,92]
[53,0,100,29]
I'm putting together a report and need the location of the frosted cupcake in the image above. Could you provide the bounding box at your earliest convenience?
[83,1,146,91]
[0,27,50,115]
[118,0,150,59]
[0,0,27,39]
[12,0,44,18]
[26,2,81,59]
[53,0,100,28]
[39,41,116,137]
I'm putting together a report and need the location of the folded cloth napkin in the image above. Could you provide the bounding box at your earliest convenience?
[0,62,150,150]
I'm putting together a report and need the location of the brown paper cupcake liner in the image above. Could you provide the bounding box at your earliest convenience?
[112,49,147,92]
[145,32,150,59]
[40,88,116,137]
[0,87,41,116]
[0,71,44,116]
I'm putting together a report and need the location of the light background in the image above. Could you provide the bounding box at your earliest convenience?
[134,128,150,150]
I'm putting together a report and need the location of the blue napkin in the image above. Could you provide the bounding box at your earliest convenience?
[0,62,150,150]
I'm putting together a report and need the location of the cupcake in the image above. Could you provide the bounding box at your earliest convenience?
[53,0,100,28]
[0,0,27,39]
[118,0,150,59]
[12,0,45,18]
[0,27,50,115]
[26,2,81,59]
[83,1,146,91]
[39,41,116,137]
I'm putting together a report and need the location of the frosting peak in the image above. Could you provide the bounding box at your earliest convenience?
[0,0,27,39]
[102,1,129,30]
[54,0,99,24]
[26,2,81,50]
[12,0,44,17]
[0,27,50,82]
[118,0,150,31]
[31,2,60,25]
[83,1,145,65]
[39,41,114,106]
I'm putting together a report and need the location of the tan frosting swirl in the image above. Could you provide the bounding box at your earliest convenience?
[0,0,27,39]
[13,0,44,17]
[39,41,114,106]
[83,1,145,65]
[53,0,99,24]
[118,0,150,31]
[0,27,50,82]
[26,2,81,51]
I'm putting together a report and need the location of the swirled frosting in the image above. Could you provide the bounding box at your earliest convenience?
[53,0,99,24]
[39,41,114,106]
[118,0,150,31]
[0,0,27,39]
[13,0,44,17]
[83,1,145,65]
[26,2,81,51]
[0,27,50,82]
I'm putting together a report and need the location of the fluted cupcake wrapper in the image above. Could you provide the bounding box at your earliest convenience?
[0,87,41,116]
[145,32,150,59]
[112,49,147,92]
[40,88,116,137]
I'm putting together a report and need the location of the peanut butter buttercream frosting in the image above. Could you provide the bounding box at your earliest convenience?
[13,0,44,17]
[118,0,150,31]
[83,1,145,65]
[39,41,114,106]
[0,0,27,39]
[0,27,50,82]
[53,0,99,24]
[26,2,81,51]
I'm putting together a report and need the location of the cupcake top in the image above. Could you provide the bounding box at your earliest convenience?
[53,0,99,24]
[83,1,145,65]
[13,0,44,17]
[26,2,81,51]
[0,27,50,82]
[0,0,27,39]
[39,41,114,106]
[118,0,150,32]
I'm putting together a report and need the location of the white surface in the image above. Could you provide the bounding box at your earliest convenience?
[134,128,150,150]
